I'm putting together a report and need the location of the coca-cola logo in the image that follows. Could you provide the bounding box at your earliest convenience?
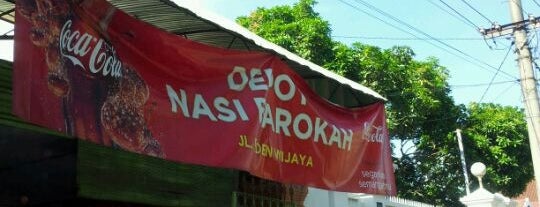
[362,121,385,143]
[59,20,122,78]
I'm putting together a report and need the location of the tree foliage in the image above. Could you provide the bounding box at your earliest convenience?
[332,43,465,206]
[237,1,533,206]
[462,103,533,196]
[237,0,334,66]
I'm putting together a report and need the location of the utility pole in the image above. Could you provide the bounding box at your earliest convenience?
[456,129,470,195]
[481,0,540,199]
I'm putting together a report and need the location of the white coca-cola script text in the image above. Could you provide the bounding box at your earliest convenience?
[59,20,122,78]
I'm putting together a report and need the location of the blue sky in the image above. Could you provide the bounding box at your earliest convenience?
[2,0,540,108]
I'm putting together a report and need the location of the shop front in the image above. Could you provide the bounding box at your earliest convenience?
[0,0,395,206]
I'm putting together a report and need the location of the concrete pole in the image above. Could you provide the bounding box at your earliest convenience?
[456,129,471,195]
[508,0,540,200]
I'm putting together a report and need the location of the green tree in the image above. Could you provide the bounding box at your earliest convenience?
[461,103,533,196]
[237,1,532,206]
[237,0,334,66]
[336,43,465,206]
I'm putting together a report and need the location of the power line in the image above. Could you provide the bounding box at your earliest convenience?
[489,81,520,103]
[1,28,13,36]
[336,0,508,80]
[435,0,508,51]
[533,0,540,8]
[459,0,494,25]
[427,0,479,30]
[533,29,539,55]
[534,59,540,74]
[347,0,518,80]
[336,0,424,40]
[332,35,483,41]
[335,0,485,64]
[478,43,514,103]
[482,36,513,51]
[530,24,540,56]
[451,80,518,88]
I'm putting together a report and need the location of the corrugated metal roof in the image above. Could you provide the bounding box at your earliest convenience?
[0,0,13,23]
[0,0,385,107]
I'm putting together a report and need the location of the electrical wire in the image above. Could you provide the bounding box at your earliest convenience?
[533,60,540,76]
[1,28,13,36]
[423,116,460,123]
[459,0,495,25]
[427,0,480,30]
[529,32,539,65]
[331,35,483,41]
[530,27,540,57]
[489,81,520,103]
[437,0,508,51]
[337,0,506,80]
[518,62,540,146]
[345,0,518,80]
[482,37,512,50]
[336,0,424,40]
[451,80,518,88]
[353,0,516,79]
[478,42,514,103]
[533,0,540,8]
[335,0,487,68]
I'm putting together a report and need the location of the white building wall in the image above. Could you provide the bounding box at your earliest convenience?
[304,187,434,207]
[304,187,348,207]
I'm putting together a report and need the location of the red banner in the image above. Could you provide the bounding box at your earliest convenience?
[13,0,396,194]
